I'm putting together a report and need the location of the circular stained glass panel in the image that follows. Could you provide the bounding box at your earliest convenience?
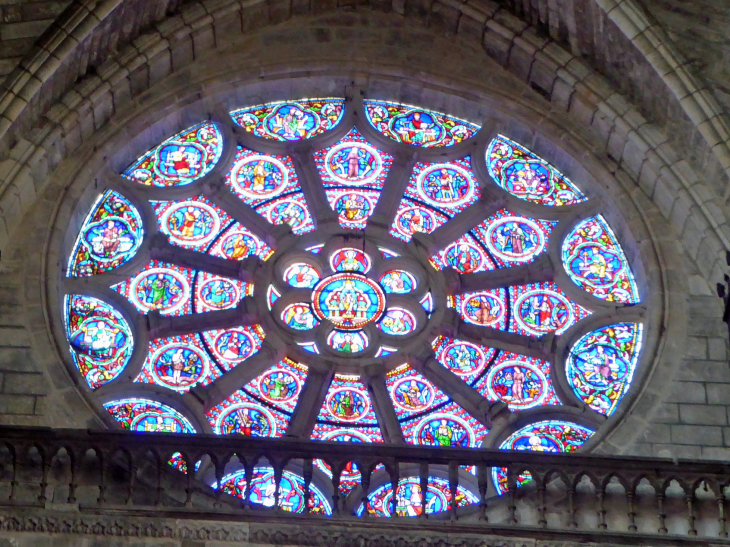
[284,263,321,288]
[414,413,476,448]
[311,273,385,330]
[393,206,438,239]
[150,343,208,390]
[130,268,190,314]
[216,402,277,437]
[330,248,371,273]
[485,360,550,410]
[378,308,417,336]
[327,330,369,353]
[229,155,289,199]
[416,163,476,207]
[162,201,220,247]
[391,377,435,411]
[210,328,257,363]
[460,293,505,327]
[442,241,486,273]
[486,216,546,262]
[325,386,370,422]
[438,340,487,377]
[379,270,417,294]
[513,289,574,335]
[324,142,384,184]
[281,303,319,330]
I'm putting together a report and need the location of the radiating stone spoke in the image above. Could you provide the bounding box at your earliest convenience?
[459,254,554,293]
[363,373,405,444]
[147,298,258,339]
[456,321,552,361]
[285,367,334,438]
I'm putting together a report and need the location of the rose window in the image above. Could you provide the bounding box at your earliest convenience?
[59,96,646,516]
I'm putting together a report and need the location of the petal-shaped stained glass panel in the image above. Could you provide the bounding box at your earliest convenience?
[492,420,594,494]
[358,476,479,517]
[111,261,194,316]
[230,98,345,141]
[567,323,643,415]
[327,330,369,353]
[390,158,480,242]
[486,135,586,206]
[206,358,308,436]
[430,209,556,272]
[364,100,480,147]
[104,398,196,433]
[226,147,314,234]
[311,374,384,443]
[123,122,222,187]
[68,190,144,277]
[193,271,252,313]
[64,295,133,389]
[219,468,332,514]
[386,364,487,447]
[561,215,640,303]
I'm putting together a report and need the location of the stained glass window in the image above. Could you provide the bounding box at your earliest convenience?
[386,364,487,447]
[364,100,480,147]
[231,98,345,141]
[492,420,594,494]
[207,358,308,437]
[567,323,643,415]
[379,270,416,294]
[283,263,321,288]
[123,122,222,187]
[377,308,416,335]
[562,215,640,303]
[358,476,479,517]
[104,399,196,433]
[281,303,319,330]
[430,209,556,272]
[486,135,586,206]
[311,273,386,330]
[68,190,144,277]
[311,374,384,443]
[330,248,371,273]
[219,467,332,514]
[64,295,133,388]
[327,330,369,353]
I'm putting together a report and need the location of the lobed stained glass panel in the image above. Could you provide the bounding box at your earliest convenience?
[193,271,252,313]
[566,323,643,415]
[206,358,308,436]
[226,147,314,234]
[486,135,586,206]
[68,190,144,277]
[111,261,193,316]
[386,364,487,448]
[364,100,480,147]
[390,158,479,242]
[219,467,332,514]
[311,374,384,443]
[123,122,222,187]
[104,398,196,433]
[358,476,479,517]
[430,209,556,272]
[230,98,345,141]
[64,295,133,389]
[492,420,594,494]
[561,215,640,304]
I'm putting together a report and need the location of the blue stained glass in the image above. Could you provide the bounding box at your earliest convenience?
[306,244,324,254]
[377,308,417,336]
[330,248,371,273]
[68,190,144,277]
[111,261,193,316]
[327,330,369,353]
[567,323,643,415]
[375,346,398,357]
[379,270,416,294]
[420,293,434,314]
[123,122,222,187]
[297,341,320,354]
[284,263,321,288]
[267,285,281,310]
[194,271,252,313]
[104,398,196,433]
[231,98,345,141]
[379,247,399,258]
[281,303,319,330]
[152,196,226,250]
[65,295,133,389]
[311,273,386,330]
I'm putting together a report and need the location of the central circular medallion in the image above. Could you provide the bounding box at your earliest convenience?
[311,272,386,330]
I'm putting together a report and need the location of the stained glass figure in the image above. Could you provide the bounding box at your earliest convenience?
[327,330,369,353]
[311,374,384,443]
[432,336,496,382]
[358,476,479,517]
[510,282,591,337]
[486,135,586,206]
[219,467,332,514]
[364,100,480,147]
[123,122,222,187]
[284,263,321,288]
[430,209,556,272]
[386,365,487,447]
[306,244,324,254]
[281,303,319,330]
[567,323,643,415]
[492,420,594,494]
[207,358,308,436]
[561,215,640,303]
[297,341,320,354]
[330,248,371,273]
[135,334,217,392]
[375,346,398,357]
[200,325,265,368]
[194,272,251,313]
[226,147,314,234]
[378,308,416,336]
[448,289,508,330]
[104,398,196,433]
[390,158,479,241]
[267,285,281,310]
[230,98,345,141]
[64,295,133,389]
[315,129,394,229]
[152,196,224,250]
[312,273,386,330]
[111,261,193,316]
[68,190,144,277]
[379,247,399,258]
[420,293,434,314]
[379,270,416,294]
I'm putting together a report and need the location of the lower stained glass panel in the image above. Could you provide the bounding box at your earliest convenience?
[104,399,196,433]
